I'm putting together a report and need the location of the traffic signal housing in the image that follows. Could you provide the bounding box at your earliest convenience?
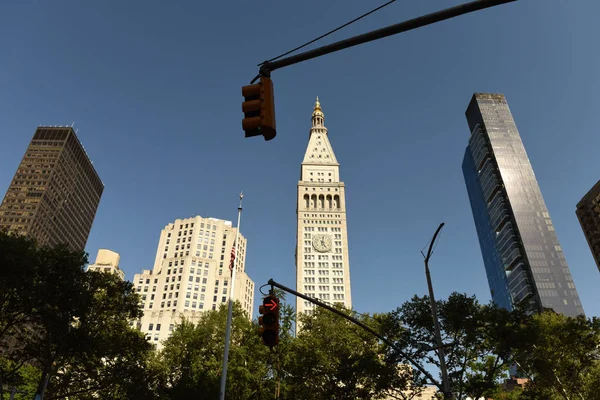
[241,76,276,141]
[258,295,279,346]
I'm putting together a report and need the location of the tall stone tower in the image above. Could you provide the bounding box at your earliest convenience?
[295,98,352,317]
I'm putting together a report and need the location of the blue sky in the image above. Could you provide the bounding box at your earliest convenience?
[1,0,599,319]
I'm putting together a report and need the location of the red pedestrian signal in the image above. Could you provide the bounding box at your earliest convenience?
[241,77,276,141]
[258,295,279,346]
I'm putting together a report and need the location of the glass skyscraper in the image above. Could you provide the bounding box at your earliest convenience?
[462,93,583,316]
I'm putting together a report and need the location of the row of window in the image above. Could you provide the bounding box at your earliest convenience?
[305,213,341,218]
[303,247,343,253]
[303,269,345,276]
[303,300,344,308]
[303,227,342,232]
[303,293,345,301]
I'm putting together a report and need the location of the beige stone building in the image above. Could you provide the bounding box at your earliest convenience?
[86,249,125,280]
[383,385,438,400]
[295,98,352,316]
[133,216,254,349]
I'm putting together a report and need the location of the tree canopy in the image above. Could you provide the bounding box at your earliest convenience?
[0,232,153,400]
[2,231,599,399]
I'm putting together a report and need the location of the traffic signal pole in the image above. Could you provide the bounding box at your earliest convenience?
[258,0,516,76]
[266,278,445,393]
[243,0,516,140]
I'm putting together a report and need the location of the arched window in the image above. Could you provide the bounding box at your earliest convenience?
[304,194,309,209]
[311,194,317,209]
[326,195,332,209]
[318,195,325,209]
[334,195,340,209]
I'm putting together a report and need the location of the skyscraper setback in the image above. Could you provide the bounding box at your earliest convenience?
[462,93,583,316]
[133,216,255,349]
[0,126,103,251]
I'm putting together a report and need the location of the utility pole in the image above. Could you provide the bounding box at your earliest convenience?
[421,223,451,399]
[219,192,244,400]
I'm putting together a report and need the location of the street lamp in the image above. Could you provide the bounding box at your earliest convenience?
[421,222,452,399]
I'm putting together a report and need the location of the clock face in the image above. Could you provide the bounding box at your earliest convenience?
[312,234,332,253]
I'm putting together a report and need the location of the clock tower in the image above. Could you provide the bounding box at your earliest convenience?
[295,97,352,317]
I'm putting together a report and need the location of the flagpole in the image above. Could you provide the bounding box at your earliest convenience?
[219,192,244,400]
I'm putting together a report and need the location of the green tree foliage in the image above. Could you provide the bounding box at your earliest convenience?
[380,292,526,400]
[512,311,600,400]
[154,295,410,400]
[284,305,410,400]
[4,231,600,399]
[0,232,154,399]
[155,302,271,399]
[380,292,600,400]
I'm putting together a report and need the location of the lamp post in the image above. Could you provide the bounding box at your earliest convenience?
[422,222,452,399]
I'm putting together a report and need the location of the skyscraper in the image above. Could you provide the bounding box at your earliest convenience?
[295,98,352,317]
[576,180,600,273]
[0,126,103,251]
[462,93,583,316]
[133,216,254,349]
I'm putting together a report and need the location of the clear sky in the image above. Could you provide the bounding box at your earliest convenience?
[1,0,598,319]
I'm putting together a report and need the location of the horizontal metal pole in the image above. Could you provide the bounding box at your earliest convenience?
[261,0,516,74]
[267,278,442,390]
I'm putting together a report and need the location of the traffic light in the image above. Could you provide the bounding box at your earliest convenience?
[241,76,276,141]
[258,295,279,346]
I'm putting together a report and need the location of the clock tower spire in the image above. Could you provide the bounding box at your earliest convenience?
[295,97,352,319]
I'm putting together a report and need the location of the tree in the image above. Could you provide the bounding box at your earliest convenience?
[512,311,600,400]
[155,302,272,399]
[0,232,39,389]
[379,292,524,400]
[284,305,410,400]
[0,232,154,399]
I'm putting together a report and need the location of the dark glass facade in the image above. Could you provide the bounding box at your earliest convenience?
[0,127,103,251]
[576,180,600,273]
[462,93,584,316]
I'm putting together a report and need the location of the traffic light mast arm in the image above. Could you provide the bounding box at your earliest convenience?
[266,278,443,391]
[259,0,516,76]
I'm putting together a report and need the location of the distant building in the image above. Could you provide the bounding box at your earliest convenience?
[576,180,600,273]
[503,376,530,391]
[295,97,352,320]
[87,249,125,280]
[0,126,103,251]
[383,385,437,400]
[382,365,438,400]
[133,216,254,349]
[462,93,584,316]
